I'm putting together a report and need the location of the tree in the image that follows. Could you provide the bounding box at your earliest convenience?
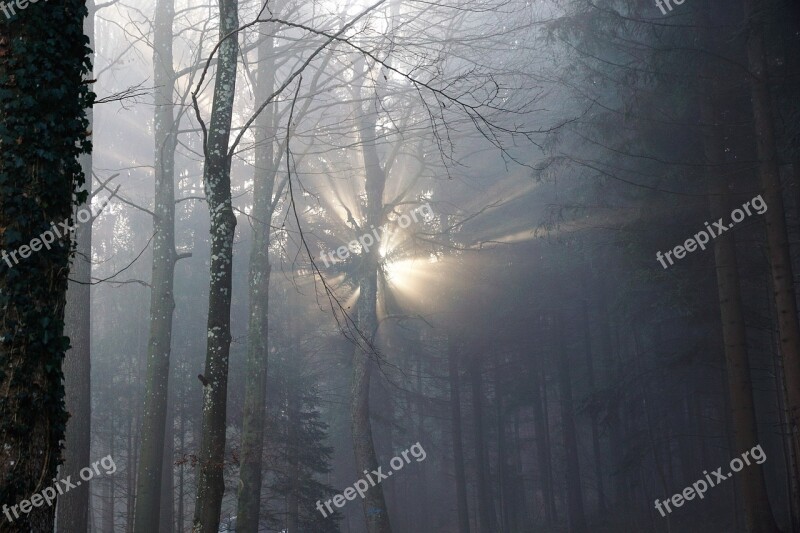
[743,0,800,510]
[0,0,94,530]
[192,0,240,529]
[58,0,97,530]
[133,0,181,529]
[236,20,277,532]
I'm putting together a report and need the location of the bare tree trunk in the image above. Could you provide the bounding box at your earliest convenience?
[448,341,470,533]
[350,58,392,533]
[287,383,300,533]
[580,285,606,514]
[103,474,115,532]
[236,24,276,531]
[177,377,186,533]
[596,274,624,509]
[532,358,555,525]
[133,0,179,528]
[127,407,139,533]
[554,312,587,533]
[59,1,95,527]
[743,0,800,510]
[193,0,239,529]
[701,65,780,531]
[494,362,510,531]
[159,390,175,533]
[469,355,496,533]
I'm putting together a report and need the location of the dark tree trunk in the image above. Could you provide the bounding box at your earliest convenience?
[554,312,587,533]
[193,0,239,529]
[448,341,470,533]
[494,361,510,531]
[159,390,175,533]
[469,355,496,533]
[287,383,300,532]
[532,358,555,525]
[58,2,96,530]
[700,66,780,531]
[743,0,800,511]
[580,286,607,514]
[0,0,93,529]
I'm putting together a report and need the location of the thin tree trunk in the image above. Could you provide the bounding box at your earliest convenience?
[596,275,623,509]
[554,312,587,533]
[287,383,300,532]
[350,57,392,533]
[494,362,509,532]
[743,0,800,510]
[235,22,276,533]
[160,390,175,533]
[133,0,179,527]
[469,355,496,533]
[177,376,186,533]
[532,358,555,525]
[59,0,95,527]
[193,0,239,529]
[580,286,606,514]
[448,341,470,533]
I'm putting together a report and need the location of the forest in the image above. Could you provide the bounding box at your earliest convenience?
[0,0,799,531]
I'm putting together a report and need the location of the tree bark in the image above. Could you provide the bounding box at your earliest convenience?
[193,0,239,530]
[0,1,93,529]
[700,64,780,531]
[287,382,300,532]
[134,0,179,528]
[350,57,392,533]
[448,340,470,533]
[58,2,96,530]
[469,355,496,533]
[235,21,276,533]
[580,286,606,514]
[743,0,800,512]
[532,358,555,525]
[554,311,587,533]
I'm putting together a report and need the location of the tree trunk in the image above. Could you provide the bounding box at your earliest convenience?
[59,2,95,530]
[193,0,239,530]
[580,286,606,514]
[0,1,93,530]
[448,341,470,533]
[743,0,800,511]
[235,22,276,533]
[532,358,555,524]
[350,57,392,533]
[469,355,496,533]
[554,312,587,533]
[701,66,780,531]
[134,0,179,528]
[159,389,175,533]
[287,382,300,532]
[494,362,510,531]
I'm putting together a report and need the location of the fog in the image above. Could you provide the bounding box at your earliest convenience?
[2,0,799,532]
